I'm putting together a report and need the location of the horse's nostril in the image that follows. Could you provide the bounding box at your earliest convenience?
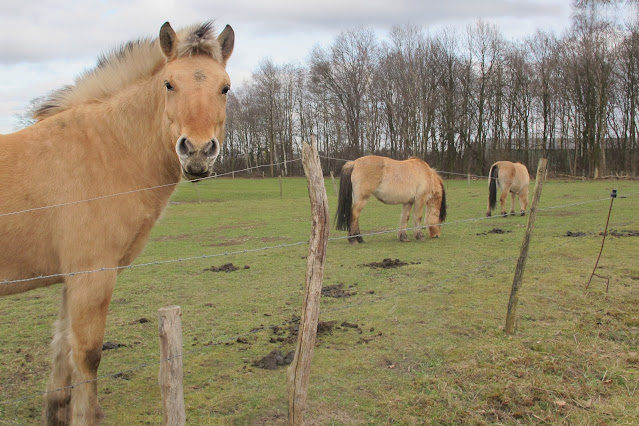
[204,139,219,158]
[176,137,194,157]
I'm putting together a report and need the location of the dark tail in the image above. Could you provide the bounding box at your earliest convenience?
[335,162,354,232]
[488,164,498,212]
[439,181,447,222]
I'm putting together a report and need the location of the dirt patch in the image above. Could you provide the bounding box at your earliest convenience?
[102,342,126,351]
[603,229,639,237]
[152,233,193,242]
[564,231,591,237]
[203,263,249,272]
[269,318,341,344]
[260,236,289,243]
[361,258,420,269]
[322,283,356,298]
[208,237,251,247]
[477,228,512,236]
[252,349,295,370]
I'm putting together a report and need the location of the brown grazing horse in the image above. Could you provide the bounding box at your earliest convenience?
[335,156,447,243]
[0,21,234,424]
[486,161,530,217]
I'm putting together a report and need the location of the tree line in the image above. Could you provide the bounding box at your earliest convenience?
[221,0,639,178]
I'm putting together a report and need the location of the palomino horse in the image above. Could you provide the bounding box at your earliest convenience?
[486,161,530,217]
[335,156,447,243]
[0,21,234,424]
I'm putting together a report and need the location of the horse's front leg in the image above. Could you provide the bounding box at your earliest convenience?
[412,200,426,241]
[44,288,72,426]
[66,271,117,425]
[519,187,529,216]
[397,202,413,242]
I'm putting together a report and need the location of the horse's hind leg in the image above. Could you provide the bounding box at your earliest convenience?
[500,184,511,216]
[44,288,72,425]
[67,271,116,425]
[349,196,370,244]
[509,192,516,216]
[398,202,413,242]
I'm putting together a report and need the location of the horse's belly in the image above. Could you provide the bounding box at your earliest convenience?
[373,186,415,205]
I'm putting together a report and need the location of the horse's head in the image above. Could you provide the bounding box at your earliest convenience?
[159,22,234,180]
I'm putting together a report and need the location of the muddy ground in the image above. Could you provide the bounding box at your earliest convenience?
[361,258,420,269]
[477,228,512,235]
[203,263,250,272]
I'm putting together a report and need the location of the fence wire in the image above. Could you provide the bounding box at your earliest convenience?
[0,251,521,410]
[1,170,638,419]
[2,190,639,287]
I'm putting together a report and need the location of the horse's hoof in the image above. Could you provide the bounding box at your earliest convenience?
[398,233,408,242]
[357,236,365,244]
[415,233,424,241]
[520,211,526,216]
[348,236,358,244]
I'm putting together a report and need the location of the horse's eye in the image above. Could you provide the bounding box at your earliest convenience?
[221,85,230,95]
[164,81,174,91]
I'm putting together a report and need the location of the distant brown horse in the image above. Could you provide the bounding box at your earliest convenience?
[486,161,530,217]
[335,156,447,243]
[0,21,234,424]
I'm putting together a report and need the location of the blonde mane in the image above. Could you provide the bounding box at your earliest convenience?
[34,22,223,120]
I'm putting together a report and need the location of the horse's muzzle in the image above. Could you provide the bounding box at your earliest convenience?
[176,136,219,181]
[181,167,213,182]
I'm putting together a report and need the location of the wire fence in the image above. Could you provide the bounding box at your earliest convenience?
[5,152,631,220]
[0,251,522,410]
[1,158,638,422]
[3,189,638,287]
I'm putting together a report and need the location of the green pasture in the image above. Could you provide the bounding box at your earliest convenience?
[1,175,638,424]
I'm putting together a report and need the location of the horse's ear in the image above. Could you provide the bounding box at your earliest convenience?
[217,25,234,66]
[159,22,178,60]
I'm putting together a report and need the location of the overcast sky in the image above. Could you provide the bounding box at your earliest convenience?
[0,0,574,133]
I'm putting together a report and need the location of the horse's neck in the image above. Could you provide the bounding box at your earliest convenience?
[100,77,181,189]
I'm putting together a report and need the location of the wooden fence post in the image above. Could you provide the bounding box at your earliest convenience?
[279,173,283,199]
[287,136,330,425]
[504,158,548,334]
[330,171,338,196]
[158,306,185,426]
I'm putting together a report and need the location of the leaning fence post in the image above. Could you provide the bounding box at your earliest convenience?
[158,306,185,426]
[287,136,330,425]
[504,158,548,334]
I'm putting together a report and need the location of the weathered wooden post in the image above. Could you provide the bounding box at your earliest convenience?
[279,173,283,199]
[505,158,548,334]
[158,306,185,426]
[194,182,201,204]
[330,171,338,196]
[287,136,330,425]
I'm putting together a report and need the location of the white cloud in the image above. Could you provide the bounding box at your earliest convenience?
[0,0,573,133]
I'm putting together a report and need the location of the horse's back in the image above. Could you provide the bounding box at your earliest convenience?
[493,161,529,193]
[352,156,434,205]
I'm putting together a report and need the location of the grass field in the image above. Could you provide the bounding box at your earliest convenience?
[1,175,638,424]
